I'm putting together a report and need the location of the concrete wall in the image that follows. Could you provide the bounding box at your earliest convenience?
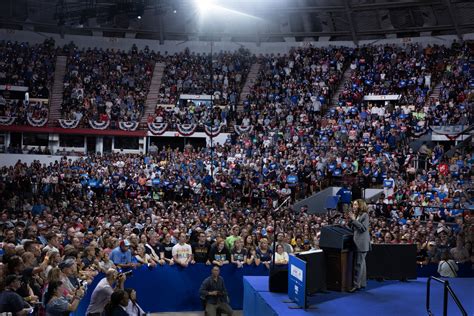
[147,131,230,147]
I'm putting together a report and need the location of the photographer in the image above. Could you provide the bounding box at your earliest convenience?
[85,268,126,316]
[199,266,233,316]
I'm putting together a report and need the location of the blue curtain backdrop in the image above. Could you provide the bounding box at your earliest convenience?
[73,262,473,314]
[74,264,269,314]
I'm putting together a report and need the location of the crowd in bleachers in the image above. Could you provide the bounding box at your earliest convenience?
[158,47,253,106]
[149,101,232,128]
[0,39,56,98]
[0,40,471,131]
[147,47,253,127]
[61,44,156,124]
[243,46,346,113]
[337,42,472,128]
[337,44,436,105]
[0,98,49,123]
[0,40,473,315]
[429,43,473,126]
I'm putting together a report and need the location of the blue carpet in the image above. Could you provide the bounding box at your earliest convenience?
[243,276,474,316]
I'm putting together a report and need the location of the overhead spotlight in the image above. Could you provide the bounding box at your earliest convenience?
[136,3,144,20]
[196,0,215,15]
[172,1,179,14]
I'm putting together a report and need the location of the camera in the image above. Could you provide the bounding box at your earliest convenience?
[79,279,88,291]
[120,270,133,277]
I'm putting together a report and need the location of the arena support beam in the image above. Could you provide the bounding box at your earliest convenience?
[444,0,462,40]
[343,0,358,45]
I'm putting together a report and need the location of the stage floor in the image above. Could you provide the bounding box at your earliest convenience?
[243,276,474,316]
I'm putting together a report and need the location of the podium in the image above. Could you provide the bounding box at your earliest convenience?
[296,249,326,294]
[320,225,354,292]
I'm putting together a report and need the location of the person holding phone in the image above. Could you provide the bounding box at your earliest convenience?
[44,280,84,316]
[199,266,233,316]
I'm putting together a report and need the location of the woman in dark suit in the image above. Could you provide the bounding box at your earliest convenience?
[348,199,371,292]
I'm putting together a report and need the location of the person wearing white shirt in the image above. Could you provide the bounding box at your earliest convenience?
[274,244,289,266]
[172,232,193,267]
[437,253,458,278]
[125,288,145,316]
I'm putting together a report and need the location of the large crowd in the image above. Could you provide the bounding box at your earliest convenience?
[0,150,472,311]
[336,42,472,127]
[0,98,49,123]
[0,39,473,315]
[0,39,56,99]
[158,47,253,106]
[0,40,471,131]
[61,44,156,124]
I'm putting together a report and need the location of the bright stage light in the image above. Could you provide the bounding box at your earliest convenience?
[195,0,261,21]
[196,0,215,15]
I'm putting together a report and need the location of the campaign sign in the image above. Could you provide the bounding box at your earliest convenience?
[288,254,307,309]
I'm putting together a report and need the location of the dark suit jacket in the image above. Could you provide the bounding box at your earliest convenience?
[350,212,371,252]
[104,306,129,316]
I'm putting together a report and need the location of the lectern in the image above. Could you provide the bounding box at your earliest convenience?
[320,225,354,291]
[296,249,326,294]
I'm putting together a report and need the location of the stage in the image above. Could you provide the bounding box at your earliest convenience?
[243,276,474,316]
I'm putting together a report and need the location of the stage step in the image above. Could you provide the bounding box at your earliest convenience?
[330,66,353,107]
[237,62,260,112]
[141,62,166,124]
[48,55,67,126]
[428,81,443,101]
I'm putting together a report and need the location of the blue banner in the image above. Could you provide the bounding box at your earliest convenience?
[74,264,269,314]
[72,262,473,315]
[288,254,307,309]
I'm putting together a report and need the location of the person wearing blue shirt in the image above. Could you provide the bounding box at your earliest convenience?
[109,240,135,269]
[337,185,352,212]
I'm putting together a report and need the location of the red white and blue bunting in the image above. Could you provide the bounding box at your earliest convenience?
[0,116,16,125]
[89,120,110,130]
[119,121,139,131]
[27,116,48,127]
[148,122,168,135]
[177,124,197,136]
[234,125,254,135]
[204,123,224,137]
[58,119,80,129]
[430,125,467,141]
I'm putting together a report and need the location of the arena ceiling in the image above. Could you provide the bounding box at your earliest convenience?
[1,0,474,43]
